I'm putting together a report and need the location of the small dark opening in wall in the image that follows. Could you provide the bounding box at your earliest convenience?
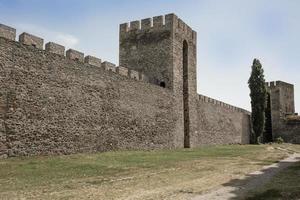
[32,44,36,48]
[183,40,190,148]
[160,82,166,88]
[75,58,79,61]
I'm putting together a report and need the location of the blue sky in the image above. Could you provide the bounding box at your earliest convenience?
[0,0,299,111]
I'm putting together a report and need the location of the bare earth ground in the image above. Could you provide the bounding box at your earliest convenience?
[192,152,300,200]
[0,144,299,200]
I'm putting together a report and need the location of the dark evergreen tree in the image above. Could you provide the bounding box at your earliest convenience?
[264,93,273,143]
[248,59,267,144]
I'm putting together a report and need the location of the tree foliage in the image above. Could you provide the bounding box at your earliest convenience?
[248,59,267,144]
[264,93,273,143]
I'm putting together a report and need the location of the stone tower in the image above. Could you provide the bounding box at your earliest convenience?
[266,81,295,139]
[119,14,198,148]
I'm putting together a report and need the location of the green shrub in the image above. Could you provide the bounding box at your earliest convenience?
[257,135,263,144]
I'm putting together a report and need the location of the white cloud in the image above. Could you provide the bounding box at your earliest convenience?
[192,0,300,111]
[55,33,79,47]
[6,1,299,112]
[15,23,79,48]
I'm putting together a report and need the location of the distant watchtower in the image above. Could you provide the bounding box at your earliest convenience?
[266,81,296,140]
[119,14,198,148]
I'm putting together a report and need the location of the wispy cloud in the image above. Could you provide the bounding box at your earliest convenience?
[1,0,299,111]
[192,0,300,111]
[55,34,79,47]
[15,23,79,48]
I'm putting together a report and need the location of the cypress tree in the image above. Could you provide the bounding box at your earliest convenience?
[264,93,273,143]
[248,59,267,144]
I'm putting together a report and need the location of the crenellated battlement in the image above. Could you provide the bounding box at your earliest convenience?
[266,80,294,89]
[266,80,299,143]
[101,61,116,72]
[266,80,295,115]
[19,32,44,50]
[120,15,167,33]
[120,13,196,43]
[66,49,84,62]
[0,23,150,84]
[0,14,256,158]
[198,94,251,115]
[46,42,65,56]
[84,55,102,68]
[0,24,16,41]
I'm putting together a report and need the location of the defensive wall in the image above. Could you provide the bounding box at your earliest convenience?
[196,95,251,145]
[266,81,300,143]
[0,14,251,158]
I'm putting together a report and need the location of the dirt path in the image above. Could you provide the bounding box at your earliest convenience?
[191,153,300,200]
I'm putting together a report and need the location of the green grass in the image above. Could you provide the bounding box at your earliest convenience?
[0,145,264,190]
[0,144,299,199]
[245,162,300,200]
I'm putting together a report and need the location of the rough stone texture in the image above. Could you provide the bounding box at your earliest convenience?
[278,121,300,143]
[153,16,164,28]
[0,38,9,158]
[140,73,149,82]
[141,18,152,30]
[0,24,16,41]
[120,13,198,148]
[0,13,256,158]
[66,49,84,62]
[0,37,178,157]
[129,69,139,80]
[84,56,102,67]
[19,32,44,50]
[196,95,251,145]
[45,42,65,56]
[266,81,300,143]
[102,61,116,72]
[120,16,173,87]
[116,66,128,76]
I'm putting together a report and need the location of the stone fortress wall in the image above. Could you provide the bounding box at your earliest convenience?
[266,81,300,143]
[0,13,252,158]
[119,14,199,148]
[196,95,251,145]
[0,24,180,158]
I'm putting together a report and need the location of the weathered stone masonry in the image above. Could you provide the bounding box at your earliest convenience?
[197,95,251,145]
[0,14,252,158]
[266,81,300,143]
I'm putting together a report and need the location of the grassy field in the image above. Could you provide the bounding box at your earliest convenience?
[245,161,300,200]
[0,144,299,200]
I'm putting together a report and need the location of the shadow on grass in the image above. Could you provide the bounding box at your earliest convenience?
[219,155,300,200]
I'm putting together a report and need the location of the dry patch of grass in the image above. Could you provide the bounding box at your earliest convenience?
[0,144,299,200]
[245,161,300,200]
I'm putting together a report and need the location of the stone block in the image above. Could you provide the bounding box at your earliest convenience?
[19,32,44,49]
[153,16,164,28]
[85,55,102,67]
[0,24,16,41]
[129,69,139,80]
[45,42,65,55]
[116,66,128,76]
[66,49,84,62]
[101,61,116,72]
[120,23,129,33]
[141,18,152,30]
[130,21,140,30]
